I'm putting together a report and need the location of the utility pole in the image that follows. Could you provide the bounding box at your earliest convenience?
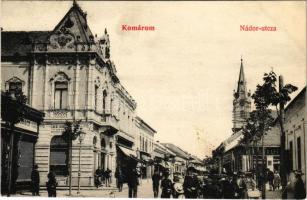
[261,135,266,199]
[279,75,287,199]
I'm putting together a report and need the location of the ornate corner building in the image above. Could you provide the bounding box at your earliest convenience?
[1,2,155,189]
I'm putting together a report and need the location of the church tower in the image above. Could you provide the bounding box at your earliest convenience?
[232,58,251,133]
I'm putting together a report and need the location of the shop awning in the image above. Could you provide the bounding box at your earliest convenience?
[118,145,137,158]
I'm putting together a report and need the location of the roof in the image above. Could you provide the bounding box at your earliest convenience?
[1,31,50,58]
[52,2,94,44]
[1,2,94,60]
[285,86,306,113]
[154,142,176,157]
[135,116,157,134]
[222,130,244,152]
[162,143,190,159]
[218,123,281,153]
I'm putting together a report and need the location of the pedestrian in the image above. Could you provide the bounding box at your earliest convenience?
[294,171,306,199]
[104,168,111,187]
[173,176,184,198]
[46,171,57,197]
[221,176,235,199]
[183,170,200,199]
[267,169,274,191]
[152,169,161,198]
[115,166,124,192]
[160,171,173,198]
[126,166,139,198]
[94,167,103,188]
[231,175,240,199]
[237,173,247,199]
[31,164,40,196]
[273,170,281,190]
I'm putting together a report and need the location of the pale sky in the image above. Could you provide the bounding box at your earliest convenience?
[1,1,306,159]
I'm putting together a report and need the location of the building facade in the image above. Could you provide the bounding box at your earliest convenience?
[135,117,156,179]
[284,87,306,191]
[1,2,154,188]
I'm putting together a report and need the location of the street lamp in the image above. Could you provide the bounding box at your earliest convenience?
[77,131,85,195]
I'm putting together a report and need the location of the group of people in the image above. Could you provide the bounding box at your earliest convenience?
[266,169,281,191]
[29,163,306,199]
[151,168,203,199]
[150,168,307,199]
[31,164,58,197]
[151,168,252,199]
[94,167,112,188]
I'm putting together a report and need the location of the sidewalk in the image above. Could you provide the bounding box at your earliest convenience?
[12,179,154,198]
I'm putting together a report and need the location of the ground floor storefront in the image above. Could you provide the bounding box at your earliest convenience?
[1,94,44,195]
[34,119,138,189]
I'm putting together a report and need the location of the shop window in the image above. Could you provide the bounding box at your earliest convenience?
[50,136,68,176]
[54,82,68,109]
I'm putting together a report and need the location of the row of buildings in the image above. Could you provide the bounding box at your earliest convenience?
[211,59,306,191]
[0,2,204,194]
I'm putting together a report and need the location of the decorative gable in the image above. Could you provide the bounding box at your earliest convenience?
[47,3,94,51]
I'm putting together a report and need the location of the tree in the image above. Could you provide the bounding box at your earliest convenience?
[1,90,27,196]
[212,145,225,174]
[240,71,297,198]
[62,120,82,196]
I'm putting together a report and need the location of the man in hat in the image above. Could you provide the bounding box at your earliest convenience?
[183,170,200,198]
[237,172,247,199]
[31,164,40,196]
[126,166,139,198]
[152,169,161,198]
[294,171,306,199]
[161,170,173,198]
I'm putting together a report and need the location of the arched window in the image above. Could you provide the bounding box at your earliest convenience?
[6,76,24,95]
[101,138,106,150]
[50,136,68,176]
[54,81,68,109]
[50,72,70,110]
[102,90,107,113]
[93,136,97,148]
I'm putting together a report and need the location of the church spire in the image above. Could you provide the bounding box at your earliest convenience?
[232,57,251,133]
[236,57,246,94]
[238,57,245,84]
[73,0,77,7]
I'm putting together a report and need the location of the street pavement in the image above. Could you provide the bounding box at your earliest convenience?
[12,179,282,198]
[13,179,157,198]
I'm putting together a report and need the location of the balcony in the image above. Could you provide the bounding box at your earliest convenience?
[100,112,119,136]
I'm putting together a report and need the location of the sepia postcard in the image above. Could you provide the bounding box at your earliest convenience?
[1,0,306,199]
